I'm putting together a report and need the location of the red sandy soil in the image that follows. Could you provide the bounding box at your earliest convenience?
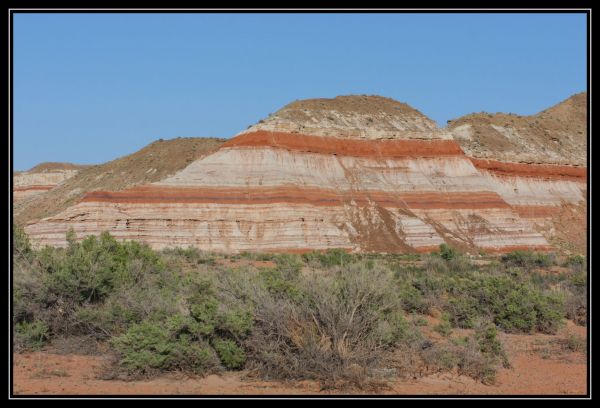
[12,322,587,396]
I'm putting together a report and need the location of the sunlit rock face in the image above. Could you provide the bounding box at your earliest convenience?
[449,92,587,254]
[25,95,586,254]
[14,164,82,202]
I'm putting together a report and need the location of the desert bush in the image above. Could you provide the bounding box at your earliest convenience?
[474,322,510,368]
[501,250,555,269]
[111,317,219,376]
[439,244,457,261]
[225,261,420,382]
[14,320,49,351]
[446,254,473,274]
[397,281,429,314]
[562,270,587,326]
[13,225,33,264]
[162,246,216,266]
[43,232,165,305]
[423,254,448,274]
[13,231,177,344]
[212,338,246,369]
[301,248,354,268]
[273,253,303,276]
[434,315,453,337]
[443,273,564,333]
[564,254,586,273]
[258,266,304,300]
[421,325,508,384]
[563,334,586,353]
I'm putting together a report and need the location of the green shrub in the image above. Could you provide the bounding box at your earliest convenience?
[434,315,453,337]
[301,248,354,268]
[421,335,502,384]
[258,267,303,300]
[501,250,555,269]
[165,247,216,266]
[564,334,585,352]
[13,225,33,262]
[15,321,49,350]
[189,297,219,336]
[444,274,564,333]
[218,307,254,338]
[397,281,429,314]
[564,255,586,273]
[475,323,510,368]
[43,232,165,305]
[423,254,448,274]
[212,338,246,369]
[439,244,457,261]
[111,318,217,376]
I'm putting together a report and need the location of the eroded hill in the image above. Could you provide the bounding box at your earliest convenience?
[21,93,587,254]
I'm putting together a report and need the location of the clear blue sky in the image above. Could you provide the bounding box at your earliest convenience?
[13,13,587,170]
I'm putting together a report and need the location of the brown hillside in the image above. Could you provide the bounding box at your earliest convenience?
[448,92,587,165]
[14,137,226,226]
[27,162,91,173]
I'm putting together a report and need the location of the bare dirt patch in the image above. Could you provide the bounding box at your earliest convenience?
[13,324,587,396]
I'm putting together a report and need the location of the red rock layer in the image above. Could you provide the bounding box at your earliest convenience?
[82,185,510,210]
[513,206,564,219]
[14,185,55,192]
[223,131,464,158]
[469,158,586,182]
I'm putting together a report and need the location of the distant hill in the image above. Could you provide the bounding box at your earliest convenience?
[14,137,226,226]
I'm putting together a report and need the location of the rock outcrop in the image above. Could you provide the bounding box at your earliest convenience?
[23,94,587,254]
[13,163,86,202]
[449,93,587,253]
[14,138,226,227]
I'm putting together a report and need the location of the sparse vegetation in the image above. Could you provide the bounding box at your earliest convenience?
[12,233,586,385]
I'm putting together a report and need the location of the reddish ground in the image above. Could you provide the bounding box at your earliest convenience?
[12,322,587,396]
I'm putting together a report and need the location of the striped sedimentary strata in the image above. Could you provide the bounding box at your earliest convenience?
[25,94,585,253]
[449,93,587,253]
[14,170,80,202]
[24,99,547,252]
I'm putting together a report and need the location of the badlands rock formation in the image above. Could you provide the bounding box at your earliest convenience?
[24,95,587,254]
[13,163,85,202]
[449,92,587,253]
[14,138,226,227]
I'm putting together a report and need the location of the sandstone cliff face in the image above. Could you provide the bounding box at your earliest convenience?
[24,94,587,254]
